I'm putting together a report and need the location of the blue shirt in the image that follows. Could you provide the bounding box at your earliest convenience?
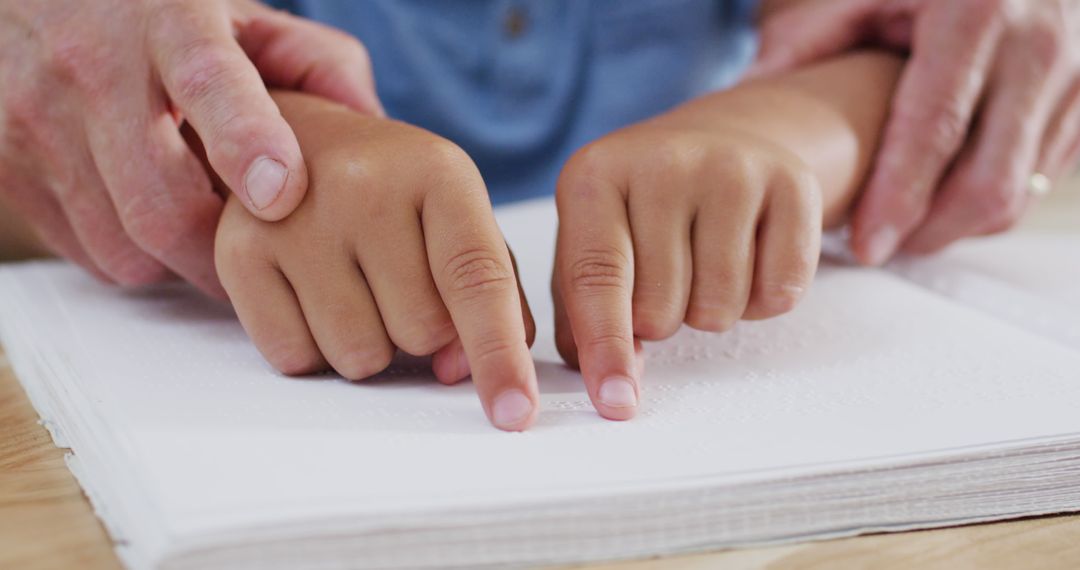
[265,0,758,203]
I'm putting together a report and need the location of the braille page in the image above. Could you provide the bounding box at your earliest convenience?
[887,233,1080,349]
[2,198,1080,569]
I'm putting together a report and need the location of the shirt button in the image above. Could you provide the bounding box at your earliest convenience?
[503,5,528,39]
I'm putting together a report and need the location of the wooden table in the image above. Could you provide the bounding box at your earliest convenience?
[2,183,1079,569]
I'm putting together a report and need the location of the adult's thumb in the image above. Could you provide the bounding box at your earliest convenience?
[151,2,308,221]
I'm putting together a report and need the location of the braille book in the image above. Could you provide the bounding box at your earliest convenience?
[1,199,1078,569]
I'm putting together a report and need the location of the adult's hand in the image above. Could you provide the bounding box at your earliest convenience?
[752,0,1080,263]
[0,0,383,295]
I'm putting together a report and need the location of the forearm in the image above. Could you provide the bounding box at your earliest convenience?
[661,50,904,226]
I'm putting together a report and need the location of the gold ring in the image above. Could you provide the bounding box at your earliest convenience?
[1027,172,1052,197]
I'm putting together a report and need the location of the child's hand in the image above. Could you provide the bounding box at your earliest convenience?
[552,116,823,420]
[215,92,539,431]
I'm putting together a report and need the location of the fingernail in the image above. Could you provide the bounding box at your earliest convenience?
[492,389,533,429]
[598,376,638,409]
[245,156,288,210]
[864,225,900,266]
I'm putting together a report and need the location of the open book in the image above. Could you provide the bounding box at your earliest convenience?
[1,198,1078,570]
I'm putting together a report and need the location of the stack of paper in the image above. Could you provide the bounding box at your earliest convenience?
[1,199,1078,569]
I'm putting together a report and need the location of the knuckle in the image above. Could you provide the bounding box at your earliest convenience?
[778,161,820,194]
[411,136,481,196]
[685,280,746,332]
[267,343,325,376]
[341,34,373,68]
[685,301,739,333]
[558,143,617,202]
[121,197,205,257]
[632,300,683,340]
[957,173,1024,222]
[42,33,109,93]
[773,162,823,208]
[565,247,630,294]
[981,213,1019,235]
[394,313,455,356]
[1024,19,1067,72]
[752,281,807,318]
[169,40,238,104]
[334,341,394,381]
[568,142,615,178]
[204,108,267,156]
[982,189,1024,227]
[645,136,706,177]
[981,185,1019,216]
[922,102,970,155]
[421,136,474,174]
[629,136,712,204]
[893,95,971,157]
[99,246,168,287]
[215,220,266,273]
[749,255,816,320]
[709,150,765,205]
[443,247,514,299]
[1,86,43,131]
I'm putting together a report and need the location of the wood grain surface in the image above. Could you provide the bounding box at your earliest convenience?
[1,182,1078,570]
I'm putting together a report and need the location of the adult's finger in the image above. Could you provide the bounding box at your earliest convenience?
[86,87,225,297]
[554,156,639,421]
[903,21,1070,252]
[53,145,170,287]
[236,7,385,117]
[422,163,537,431]
[149,1,308,221]
[0,171,106,281]
[1040,77,1080,179]
[748,0,879,79]
[850,2,1005,265]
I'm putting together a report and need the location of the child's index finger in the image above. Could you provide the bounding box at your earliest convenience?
[554,169,641,421]
[420,174,538,432]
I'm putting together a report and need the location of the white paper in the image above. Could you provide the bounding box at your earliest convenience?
[888,232,1080,348]
[2,198,1079,569]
